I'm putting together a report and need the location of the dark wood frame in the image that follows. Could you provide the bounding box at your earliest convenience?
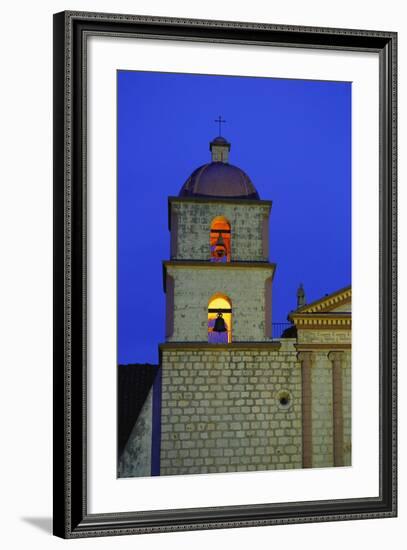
[53,10,397,538]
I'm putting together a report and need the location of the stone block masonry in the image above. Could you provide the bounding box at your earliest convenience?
[160,343,302,476]
[169,199,271,262]
[165,265,275,342]
[297,328,351,345]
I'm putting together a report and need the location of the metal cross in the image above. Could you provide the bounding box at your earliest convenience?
[214,115,226,136]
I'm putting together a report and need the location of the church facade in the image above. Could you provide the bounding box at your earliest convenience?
[118,135,351,477]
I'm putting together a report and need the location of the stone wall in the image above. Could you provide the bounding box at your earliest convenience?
[160,344,302,476]
[169,199,271,262]
[118,388,153,478]
[297,328,351,345]
[296,328,351,468]
[166,265,274,342]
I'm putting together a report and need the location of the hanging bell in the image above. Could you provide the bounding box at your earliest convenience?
[214,232,226,258]
[213,311,227,332]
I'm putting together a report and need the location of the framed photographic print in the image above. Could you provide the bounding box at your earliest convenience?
[53,11,397,538]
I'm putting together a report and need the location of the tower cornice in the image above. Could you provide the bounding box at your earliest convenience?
[162,260,276,291]
[159,341,282,352]
[164,260,275,268]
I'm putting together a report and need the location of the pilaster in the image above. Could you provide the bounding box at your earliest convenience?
[297,351,313,468]
[328,351,345,467]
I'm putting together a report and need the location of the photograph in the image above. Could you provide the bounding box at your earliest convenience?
[51,9,397,538]
[116,70,352,478]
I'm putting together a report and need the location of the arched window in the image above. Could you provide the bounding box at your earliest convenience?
[210,217,231,262]
[208,294,232,344]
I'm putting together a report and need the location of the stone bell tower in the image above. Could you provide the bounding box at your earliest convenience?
[164,135,275,343]
[159,135,303,476]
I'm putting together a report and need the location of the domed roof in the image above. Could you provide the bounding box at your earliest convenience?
[179,162,260,200]
[179,135,260,200]
[211,136,229,145]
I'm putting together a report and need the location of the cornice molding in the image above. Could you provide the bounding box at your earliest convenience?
[291,315,351,329]
[159,341,281,352]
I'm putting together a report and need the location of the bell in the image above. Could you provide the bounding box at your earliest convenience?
[214,233,226,258]
[213,311,227,332]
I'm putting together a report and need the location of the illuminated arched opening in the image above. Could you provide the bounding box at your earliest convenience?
[210,217,231,262]
[208,294,232,344]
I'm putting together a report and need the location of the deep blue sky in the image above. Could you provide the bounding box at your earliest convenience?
[118,71,351,365]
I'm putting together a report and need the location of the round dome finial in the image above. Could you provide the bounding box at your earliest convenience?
[297,283,306,308]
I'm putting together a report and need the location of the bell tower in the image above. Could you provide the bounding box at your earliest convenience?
[163,135,275,343]
[157,135,303,478]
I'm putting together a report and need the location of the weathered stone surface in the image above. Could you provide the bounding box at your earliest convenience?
[297,329,351,345]
[118,389,153,478]
[166,265,274,342]
[160,346,303,475]
[170,200,271,261]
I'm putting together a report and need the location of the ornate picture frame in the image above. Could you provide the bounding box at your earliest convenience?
[53,11,397,538]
